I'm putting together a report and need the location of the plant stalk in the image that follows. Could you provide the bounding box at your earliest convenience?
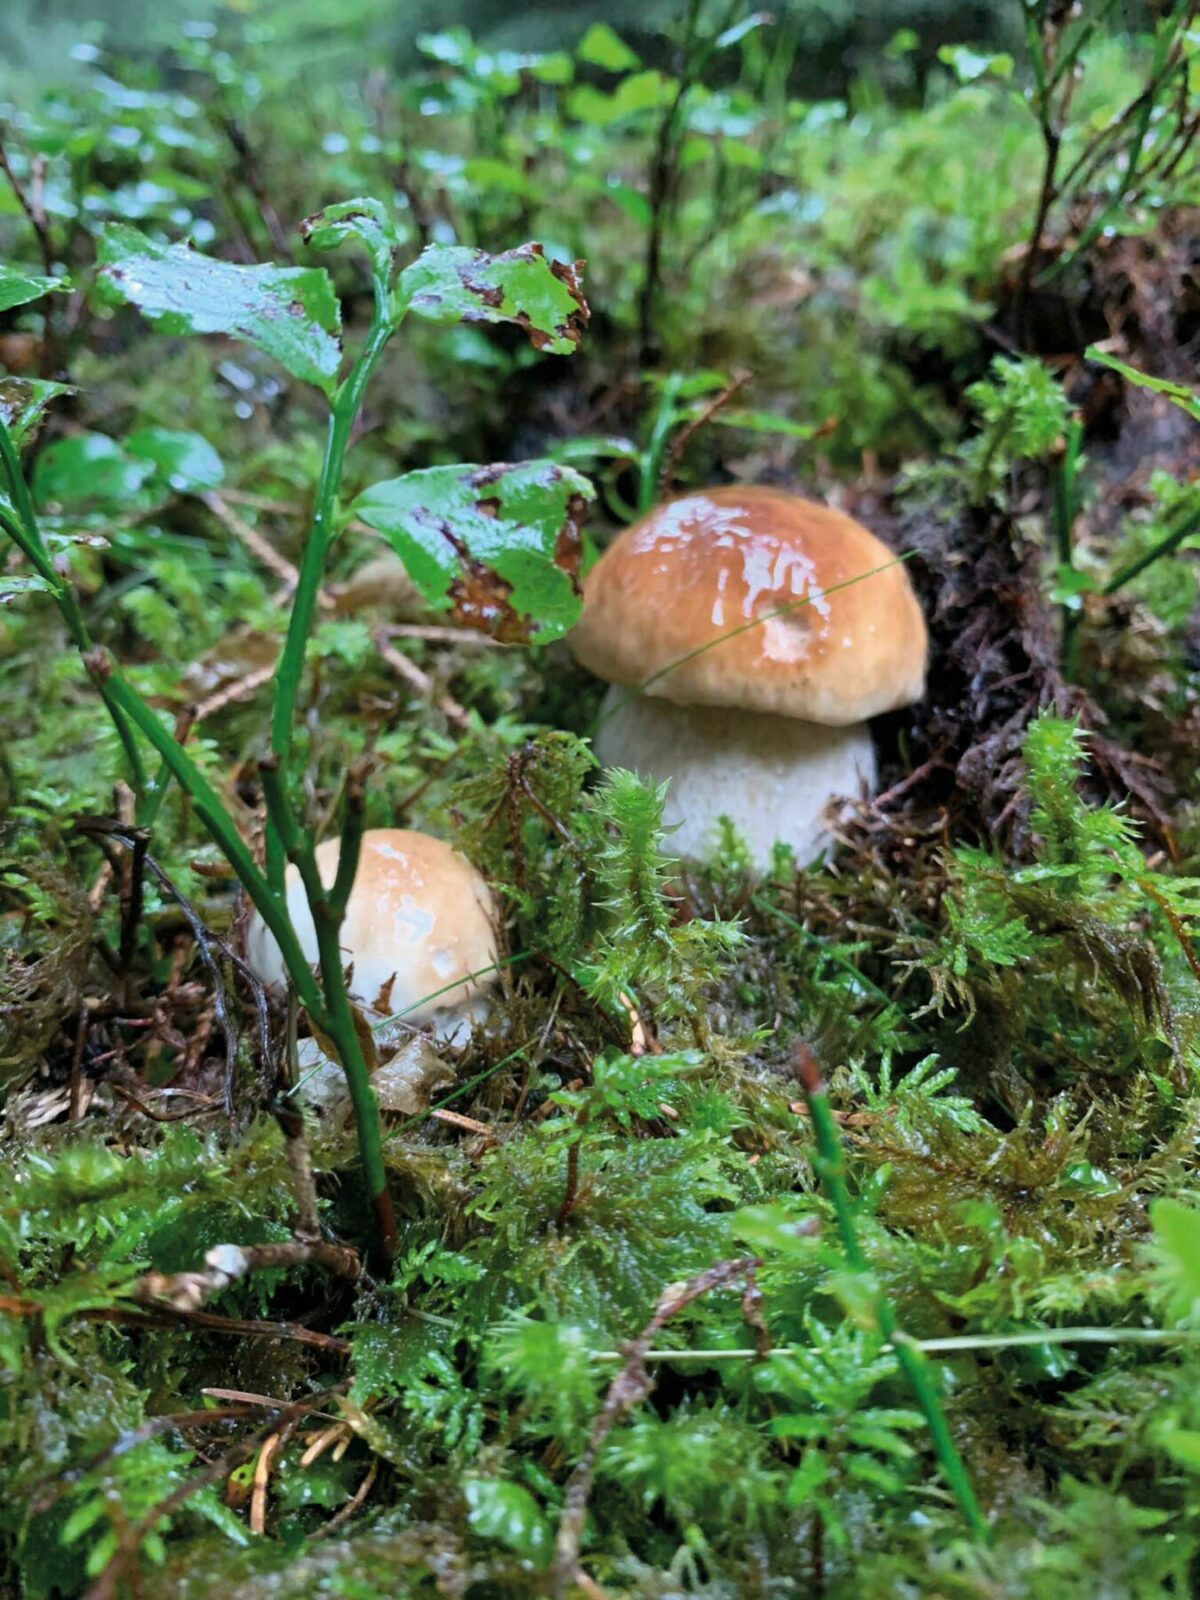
[793,1042,989,1542]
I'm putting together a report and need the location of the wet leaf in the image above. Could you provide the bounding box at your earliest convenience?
[463,1478,552,1568]
[576,21,641,72]
[33,433,153,511]
[125,427,224,493]
[353,459,593,643]
[397,243,589,355]
[0,574,54,605]
[96,224,343,396]
[0,377,73,448]
[0,265,65,313]
[300,196,398,281]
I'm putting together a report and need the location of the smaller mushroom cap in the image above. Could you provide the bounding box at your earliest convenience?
[569,486,927,726]
[245,829,497,1030]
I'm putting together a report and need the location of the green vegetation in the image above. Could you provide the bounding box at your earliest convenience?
[2,3,1200,1595]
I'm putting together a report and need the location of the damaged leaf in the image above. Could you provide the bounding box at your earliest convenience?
[300,197,398,282]
[0,377,73,448]
[96,224,343,396]
[397,243,589,355]
[352,460,593,642]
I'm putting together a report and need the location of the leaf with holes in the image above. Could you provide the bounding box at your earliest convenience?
[96,224,343,396]
[353,460,593,643]
[0,376,73,448]
[0,264,65,313]
[397,243,589,355]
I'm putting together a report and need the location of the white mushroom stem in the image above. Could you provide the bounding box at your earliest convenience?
[593,686,877,870]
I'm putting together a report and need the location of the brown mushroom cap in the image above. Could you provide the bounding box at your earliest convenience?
[244,829,497,1031]
[569,486,927,726]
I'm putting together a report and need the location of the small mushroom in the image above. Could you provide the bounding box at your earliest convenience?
[245,828,498,1045]
[568,486,928,868]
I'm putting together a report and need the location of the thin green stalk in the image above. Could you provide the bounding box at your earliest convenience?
[1103,503,1200,596]
[260,758,396,1268]
[588,1325,1200,1363]
[0,425,146,793]
[96,664,321,1014]
[266,288,396,892]
[793,1043,989,1542]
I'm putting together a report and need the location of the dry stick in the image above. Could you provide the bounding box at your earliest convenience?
[87,1302,351,1354]
[201,489,334,606]
[656,369,749,502]
[373,627,469,728]
[191,661,276,724]
[792,1042,988,1541]
[81,1387,346,1600]
[132,1237,361,1314]
[551,1255,761,1598]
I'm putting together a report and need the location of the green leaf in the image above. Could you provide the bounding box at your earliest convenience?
[397,243,589,355]
[0,573,54,604]
[710,408,818,438]
[0,264,65,313]
[300,196,398,282]
[0,376,73,447]
[96,224,343,396]
[1085,347,1200,423]
[352,459,593,643]
[125,427,224,493]
[464,1478,552,1568]
[1160,1428,1200,1471]
[576,21,641,72]
[33,432,154,511]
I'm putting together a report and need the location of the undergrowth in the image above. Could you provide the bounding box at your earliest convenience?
[1,3,1200,1597]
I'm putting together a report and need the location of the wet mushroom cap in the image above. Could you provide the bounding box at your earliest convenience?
[569,485,927,725]
[245,828,497,1027]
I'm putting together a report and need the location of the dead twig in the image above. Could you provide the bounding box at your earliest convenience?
[551,1255,762,1597]
[373,628,469,729]
[133,1238,361,1313]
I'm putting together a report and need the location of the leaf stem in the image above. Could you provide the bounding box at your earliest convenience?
[259,756,396,1268]
[266,286,396,891]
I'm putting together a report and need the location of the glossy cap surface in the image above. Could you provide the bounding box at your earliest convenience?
[245,829,497,1027]
[569,486,927,725]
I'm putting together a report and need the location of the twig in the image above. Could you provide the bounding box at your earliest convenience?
[201,489,333,605]
[81,1387,346,1600]
[657,369,749,501]
[313,1457,379,1538]
[132,1238,361,1314]
[191,661,276,724]
[373,628,469,728]
[552,1255,761,1597]
[0,130,55,277]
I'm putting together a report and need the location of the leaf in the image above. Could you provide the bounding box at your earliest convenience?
[125,427,224,493]
[1150,1196,1200,1320]
[33,433,154,511]
[96,224,343,396]
[1085,346,1200,423]
[463,1478,552,1568]
[397,242,589,354]
[710,408,818,438]
[0,573,53,605]
[0,376,73,447]
[0,264,66,313]
[353,459,593,643]
[300,196,398,282]
[576,21,641,72]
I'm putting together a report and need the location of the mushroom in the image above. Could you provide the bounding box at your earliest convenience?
[568,485,927,868]
[245,828,498,1046]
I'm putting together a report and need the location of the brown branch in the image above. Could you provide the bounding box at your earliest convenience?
[657,369,749,501]
[551,1255,762,1597]
[132,1238,361,1314]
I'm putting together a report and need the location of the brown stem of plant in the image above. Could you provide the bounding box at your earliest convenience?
[657,368,749,500]
[551,1255,762,1598]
